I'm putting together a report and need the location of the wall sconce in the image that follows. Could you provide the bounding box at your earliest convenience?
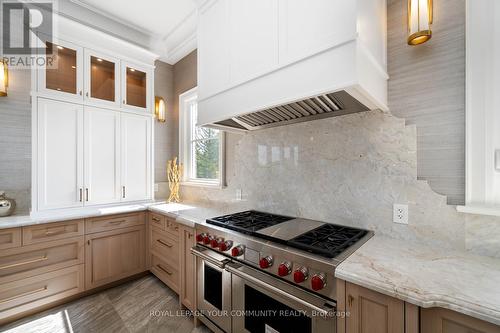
[0,60,8,97]
[407,0,433,46]
[155,97,166,122]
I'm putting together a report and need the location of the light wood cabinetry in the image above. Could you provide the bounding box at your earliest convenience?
[151,255,179,293]
[22,219,84,245]
[85,212,145,234]
[0,228,21,250]
[179,225,196,311]
[149,212,166,230]
[421,308,500,333]
[345,282,404,333]
[85,225,146,290]
[0,265,84,323]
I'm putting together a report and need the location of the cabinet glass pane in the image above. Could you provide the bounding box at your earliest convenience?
[45,42,77,94]
[126,67,146,108]
[90,56,115,102]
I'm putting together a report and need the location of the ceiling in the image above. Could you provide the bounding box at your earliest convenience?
[69,0,198,64]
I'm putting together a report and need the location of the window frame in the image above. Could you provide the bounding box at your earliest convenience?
[179,87,225,188]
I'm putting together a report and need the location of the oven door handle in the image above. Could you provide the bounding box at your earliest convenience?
[225,262,335,317]
[191,246,229,269]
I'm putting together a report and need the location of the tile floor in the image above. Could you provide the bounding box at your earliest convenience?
[0,275,211,333]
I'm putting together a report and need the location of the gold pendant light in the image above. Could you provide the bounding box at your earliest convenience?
[0,60,8,97]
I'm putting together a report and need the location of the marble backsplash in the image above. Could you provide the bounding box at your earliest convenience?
[172,110,500,258]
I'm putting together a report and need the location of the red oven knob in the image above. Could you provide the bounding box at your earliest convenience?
[196,233,206,242]
[311,273,327,291]
[293,267,309,283]
[203,235,213,245]
[210,237,223,248]
[219,240,233,252]
[231,245,245,257]
[277,262,292,276]
[259,256,273,269]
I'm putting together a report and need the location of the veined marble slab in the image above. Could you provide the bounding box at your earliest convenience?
[336,235,500,326]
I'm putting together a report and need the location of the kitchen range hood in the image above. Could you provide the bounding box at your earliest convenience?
[196,0,388,132]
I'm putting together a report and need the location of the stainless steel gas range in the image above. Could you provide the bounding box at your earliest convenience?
[191,210,373,333]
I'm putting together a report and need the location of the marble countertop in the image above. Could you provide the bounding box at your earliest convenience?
[336,235,500,326]
[3,202,500,326]
[0,202,164,229]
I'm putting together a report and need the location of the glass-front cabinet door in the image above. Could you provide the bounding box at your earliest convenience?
[37,38,83,101]
[121,62,151,112]
[84,50,120,108]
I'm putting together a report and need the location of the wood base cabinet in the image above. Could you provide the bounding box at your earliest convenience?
[345,282,404,333]
[180,225,196,311]
[421,308,500,333]
[85,225,146,290]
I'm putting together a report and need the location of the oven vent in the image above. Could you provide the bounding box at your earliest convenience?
[213,90,370,131]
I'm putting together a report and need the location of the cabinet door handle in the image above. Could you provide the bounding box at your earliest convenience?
[79,90,82,96]
[152,217,160,222]
[45,228,65,236]
[157,239,173,248]
[86,92,89,97]
[122,186,126,199]
[157,264,173,275]
[79,188,83,202]
[348,295,354,308]
[109,220,125,225]
[87,240,90,245]
[85,188,89,202]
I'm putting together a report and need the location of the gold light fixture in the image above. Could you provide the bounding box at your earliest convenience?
[0,60,8,97]
[155,97,166,122]
[407,0,433,46]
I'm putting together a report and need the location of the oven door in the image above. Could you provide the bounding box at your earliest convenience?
[226,262,336,333]
[191,246,232,333]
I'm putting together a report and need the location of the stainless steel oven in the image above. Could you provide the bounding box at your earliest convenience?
[227,262,336,333]
[192,245,337,333]
[191,246,232,333]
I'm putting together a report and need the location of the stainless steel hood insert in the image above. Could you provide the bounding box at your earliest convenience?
[213,90,369,131]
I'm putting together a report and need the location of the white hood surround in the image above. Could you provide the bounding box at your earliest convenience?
[196,0,388,131]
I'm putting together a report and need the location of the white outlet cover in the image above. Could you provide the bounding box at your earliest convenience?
[393,204,409,224]
[236,188,242,201]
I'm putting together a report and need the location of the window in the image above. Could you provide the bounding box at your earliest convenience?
[179,87,225,187]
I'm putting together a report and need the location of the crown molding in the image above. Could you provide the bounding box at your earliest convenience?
[69,0,198,64]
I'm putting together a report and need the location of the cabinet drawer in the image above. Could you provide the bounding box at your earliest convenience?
[0,265,84,322]
[0,228,21,250]
[23,220,84,245]
[165,218,179,237]
[0,237,84,284]
[85,212,145,234]
[149,213,166,230]
[150,227,179,267]
[151,255,179,293]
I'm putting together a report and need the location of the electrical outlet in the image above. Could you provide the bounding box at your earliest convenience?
[393,204,409,224]
[154,183,159,192]
[236,188,242,201]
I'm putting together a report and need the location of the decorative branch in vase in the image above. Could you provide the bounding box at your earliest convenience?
[167,157,183,203]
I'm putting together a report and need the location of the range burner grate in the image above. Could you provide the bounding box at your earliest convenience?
[207,210,293,234]
[288,223,368,258]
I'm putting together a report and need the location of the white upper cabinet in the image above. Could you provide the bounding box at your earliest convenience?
[121,61,152,113]
[32,17,157,214]
[198,0,230,99]
[37,98,84,210]
[37,38,84,102]
[121,113,152,202]
[84,49,121,109]
[228,0,279,84]
[84,107,122,206]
